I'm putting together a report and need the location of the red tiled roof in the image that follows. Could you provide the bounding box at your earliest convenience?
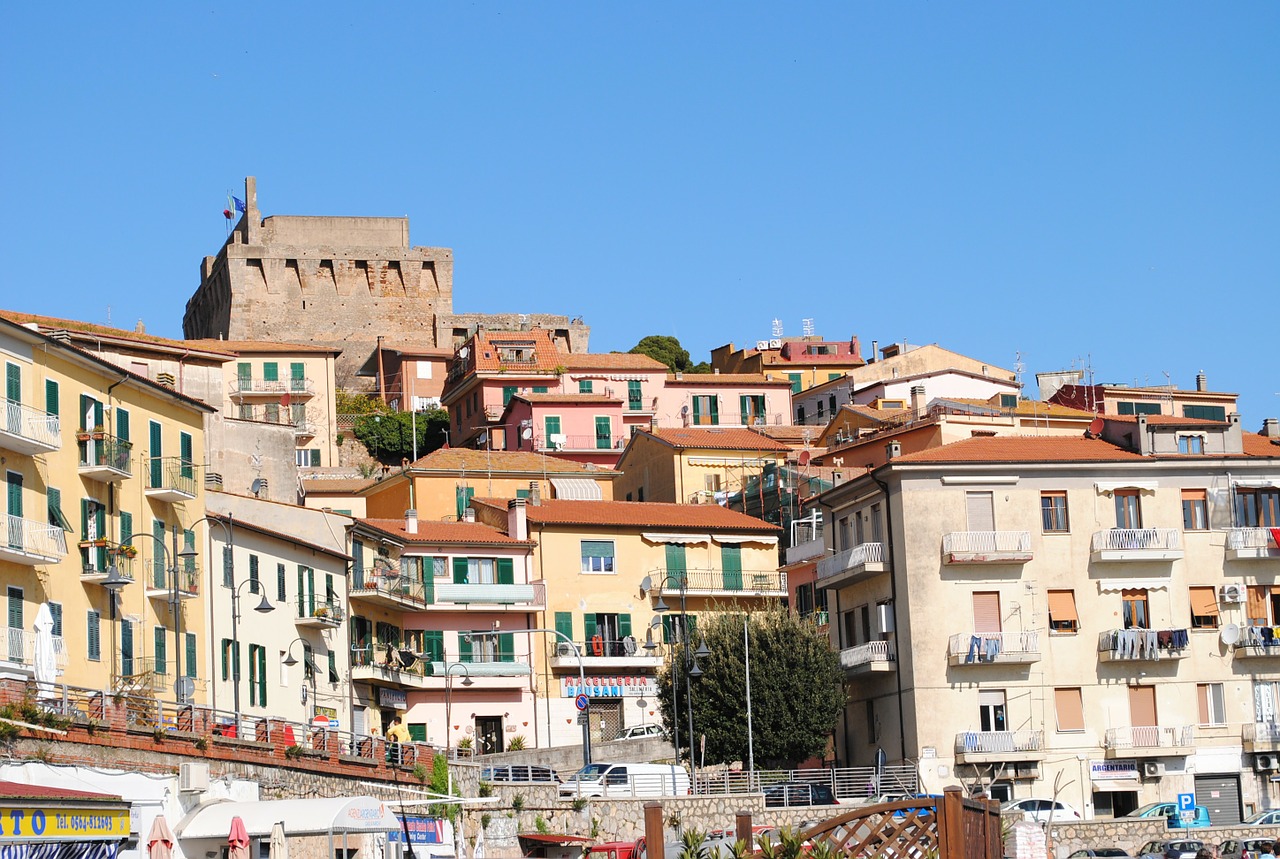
[665,373,792,386]
[471,330,564,373]
[0,310,235,355]
[357,518,533,545]
[0,781,122,802]
[560,353,668,371]
[647,428,793,452]
[185,339,341,355]
[473,498,780,531]
[1244,434,1280,456]
[893,436,1146,464]
[515,393,622,405]
[1105,414,1227,426]
[408,448,609,474]
[301,478,378,494]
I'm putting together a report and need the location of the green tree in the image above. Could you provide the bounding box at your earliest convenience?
[629,335,702,373]
[657,607,844,769]
[353,409,450,464]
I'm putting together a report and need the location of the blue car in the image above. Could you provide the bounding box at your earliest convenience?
[1126,802,1212,829]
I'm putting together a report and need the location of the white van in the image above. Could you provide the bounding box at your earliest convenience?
[559,762,690,799]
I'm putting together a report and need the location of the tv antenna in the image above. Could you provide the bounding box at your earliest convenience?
[802,318,814,337]
[771,318,784,338]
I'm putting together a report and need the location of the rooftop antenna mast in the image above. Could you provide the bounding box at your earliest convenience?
[802,318,815,337]
[771,318,784,339]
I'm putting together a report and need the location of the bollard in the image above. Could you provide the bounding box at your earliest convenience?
[735,811,753,851]
[644,802,665,859]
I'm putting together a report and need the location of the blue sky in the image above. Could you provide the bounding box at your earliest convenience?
[2,4,1276,426]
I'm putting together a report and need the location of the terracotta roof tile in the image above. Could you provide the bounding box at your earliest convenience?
[665,373,792,386]
[357,518,533,545]
[648,428,793,452]
[408,448,610,474]
[560,353,668,371]
[470,330,564,373]
[893,436,1146,464]
[473,498,779,531]
[515,393,622,405]
[1243,433,1280,456]
[301,478,379,494]
[1105,414,1227,426]
[0,781,122,802]
[1,310,235,355]
[185,339,342,355]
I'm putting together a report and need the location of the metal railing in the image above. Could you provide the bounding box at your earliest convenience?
[297,600,345,623]
[655,568,788,593]
[4,514,69,560]
[1097,628,1187,659]
[77,435,133,475]
[230,377,315,397]
[817,543,885,580]
[536,434,628,451]
[148,457,198,497]
[1,629,68,668]
[1244,722,1280,744]
[690,764,919,799]
[149,565,200,595]
[350,572,428,605]
[1105,725,1194,750]
[1091,528,1181,552]
[1228,528,1277,550]
[840,640,896,669]
[947,631,1040,662]
[2,399,61,449]
[954,730,1044,755]
[559,635,665,659]
[942,531,1031,554]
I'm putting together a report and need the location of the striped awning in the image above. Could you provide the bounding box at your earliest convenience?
[713,534,778,545]
[549,478,603,501]
[642,533,711,544]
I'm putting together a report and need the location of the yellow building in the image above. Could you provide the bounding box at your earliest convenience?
[1,316,214,703]
[613,427,792,505]
[470,496,782,747]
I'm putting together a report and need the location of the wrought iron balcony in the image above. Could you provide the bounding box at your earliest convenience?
[1104,725,1194,757]
[947,631,1041,666]
[816,543,887,588]
[954,730,1044,763]
[548,636,663,670]
[1090,528,1183,562]
[942,531,1033,565]
[652,567,787,597]
[145,457,198,502]
[839,640,896,675]
[1,628,67,670]
[0,399,60,455]
[229,377,315,400]
[77,434,132,481]
[1243,722,1280,753]
[295,600,345,628]
[81,554,135,586]
[1227,528,1280,560]
[145,564,200,600]
[537,433,628,452]
[1,515,68,565]
[1097,628,1188,662]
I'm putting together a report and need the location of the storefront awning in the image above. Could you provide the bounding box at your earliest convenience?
[642,533,711,545]
[549,478,603,501]
[177,796,398,839]
[1092,779,1142,792]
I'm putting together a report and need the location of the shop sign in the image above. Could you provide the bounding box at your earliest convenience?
[379,688,408,709]
[388,817,445,844]
[1090,759,1138,780]
[0,806,130,840]
[562,675,657,698]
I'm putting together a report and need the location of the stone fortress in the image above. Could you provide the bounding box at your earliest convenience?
[183,177,591,385]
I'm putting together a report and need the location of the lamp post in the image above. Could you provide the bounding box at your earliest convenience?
[282,637,318,713]
[522,627,590,767]
[443,662,474,760]
[640,574,704,786]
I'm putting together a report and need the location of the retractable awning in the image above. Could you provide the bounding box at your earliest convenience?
[177,796,398,839]
[642,533,711,544]
[1092,779,1142,792]
[712,534,778,545]
[549,478,603,500]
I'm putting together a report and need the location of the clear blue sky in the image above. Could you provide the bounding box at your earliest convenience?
[3,4,1276,426]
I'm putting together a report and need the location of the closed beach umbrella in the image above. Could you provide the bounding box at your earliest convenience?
[147,815,174,859]
[228,815,251,859]
[269,821,288,859]
[33,603,58,698]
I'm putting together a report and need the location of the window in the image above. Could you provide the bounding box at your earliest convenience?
[691,395,719,426]
[1190,586,1220,629]
[705,473,721,493]
[45,379,59,416]
[179,431,193,478]
[502,386,517,406]
[865,700,876,744]
[264,403,280,423]
[1117,401,1161,416]
[1000,394,1018,408]
[1178,435,1205,455]
[816,401,824,420]
[277,563,286,601]
[248,555,260,593]
[1197,683,1226,726]
[828,373,843,382]
[595,416,612,449]
[627,380,643,410]
[87,610,100,661]
[1054,688,1085,732]
[972,592,1001,633]
[1236,488,1280,528]
[1047,590,1079,632]
[431,557,449,578]
[1184,405,1227,422]
[290,363,305,391]
[248,644,267,707]
[544,416,561,448]
[1247,585,1274,626]
[578,380,593,394]
[291,403,307,427]
[236,363,252,390]
[581,541,616,573]
[739,395,766,426]
[796,405,805,424]
[116,408,129,442]
[1122,589,1149,629]
[1041,491,1069,532]
[262,362,278,383]
[979,690,1007,732]
[48,602,62,637]
[788,374,802,395]
[1182,489,1208,530]
[466,558,496,584]
[46,488,71,531]
[328,650,339,684]
[294,448,320,467]
[1114,490,1142,529]
[966,491,995,532]
[532,386,548,394]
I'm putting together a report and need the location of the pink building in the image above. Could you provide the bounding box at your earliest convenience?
[654,373,794,429]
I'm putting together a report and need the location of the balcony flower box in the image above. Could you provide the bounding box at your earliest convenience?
[78,539,111,549]
[110,546,138,559]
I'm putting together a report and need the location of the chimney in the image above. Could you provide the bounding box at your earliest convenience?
[886,441,902,460]
[910,385,926,417]
[529,481,542,506]
[1196,371,1207,392]
[870,340,878,363]
[463,508,476,523]
[1263,418,1280,438]
[135,319,146,334]
[404,509,417,534]
[508,498,528,540]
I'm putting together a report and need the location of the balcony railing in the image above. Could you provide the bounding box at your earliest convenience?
[655,568,788,595]
[145,457,198,502]
[1090,528,1183,561]
[350,572,429,607]
[942,531,1033,564]
[954,730,1044,758]
[1104,725,1194,752]
[82,555,135,586]
[537,434,628,452]
[2,515,68,565]
[1227,528,1280,560]
[1,399,61,454]
[550,636,665,667]
[1244,722,1280,752]
[1,628,68,669]
[434,581,545,608]
[784,537,825,565]
[229,377,315,398]
[1097,628,1188,662]
[296,600,345,628]
[839,640,896,673]
[146,564,200,599]
[947,631,1041,666]
[816,543,886,587]
[77,435,132,480]
[293,420,316,438]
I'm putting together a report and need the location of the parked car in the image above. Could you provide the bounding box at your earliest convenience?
[1002,797,1083,823]
[1127,803,1212,829]
[480,764,559,783]
[1066,850,1131,859]
[1219,838,1276,859]
[763,782,839,808]
[1135,840,1205,859]
[1242,809,1280,827]
[618,724,668,740]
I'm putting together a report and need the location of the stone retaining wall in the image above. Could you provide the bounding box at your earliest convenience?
[1045,819,1275,858]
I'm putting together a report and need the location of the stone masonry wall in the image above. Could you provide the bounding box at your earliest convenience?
[1042,818,1278,859]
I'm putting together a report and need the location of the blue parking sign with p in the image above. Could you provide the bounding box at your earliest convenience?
[1177,793,1195,812]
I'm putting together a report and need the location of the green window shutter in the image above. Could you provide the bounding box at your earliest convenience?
[595,416,611,449]
[221,638,231,681]
[96,506,107,568]
[457,631,473,663]
[45,379,58,416]
[619,614,632,638]
[237,363,252,389]
[545,416,561,442]
[120,619,133,675]
[4,363,18,403]
[154,626,167,675]
[152,520,166,588]
[247,646,256,706]
[516,489,530,499]
[6,473,20,518]
[709,396,719,425]
[628,380,642,410]
[328,650,338,683]
[119,511,132,546]
[453,557,469,584]
[148,421,162,486]
[423,563,434,604]
[87,611,100,661]
[579,380,593,393]
[408,723,427,742]
[352,540,364,587]
[186,633,197,678]
[533,386,548,394]
[78,394,92,432]
[686,614,698,637]
[223,546,234,588]
[499,632,514,662]
[502,386,517,406]
[661,615,673,644]
[116,408,129,442]
[257,645,268,707]
[789,374,802,394]
[424,630,444,663]
[325,573,334,604]
[7,589,23,631]
[46,488,66,531]
[263,362,278,382]
[555,612,574,645]
[665,544,688,586]
[306,568,316,614]
[583,614,598,641]
[49,603,62,637]
[291,362,305,383]
[721,545,743,589]
[234,642,241,683]
[179,432,193,478]
[249,554,260,593]
[277,563,286,602]
[691,397,701,423]
[496,557,514,585]
[297,566,304,615]
[828,373,843,382]
[740,396,749,426]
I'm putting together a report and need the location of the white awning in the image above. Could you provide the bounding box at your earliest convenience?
[549,478,603,501]
[176,796,399,839]
[1095,480,1158,494]
[713,534,779,545]
[1098,579,1170,593]
[642,532,711,544]
[1091,779,1142,792]
[1234,479,1280,488]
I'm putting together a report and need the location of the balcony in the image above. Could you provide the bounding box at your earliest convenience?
[145,457,198,502]
[433,581,545,610]
[229,377,315,400]
[145,565,200,600]
[1,628,67,671]
[548,636,663,670]
[815,543,887,589]
[654,568,788,598]
[1244,722,1280,753]
[947,631,1041,667]
[537,434,628,452]
[293,420,316,440]
[349,649,532,690]
[784,537,825,565]
[296,600,345,629]
[1104,725,1194,758]
[77,435,132,482]
[1232,626,1280,658]
[1097,629,1188,663]
[954,730,1044,764]
[81,555,135,586]
[1227,528,1280,561]
[1,399,61,455]
[942,531,1032,565]
[1090,528,1183,562]
[1,515,68,565]
[839,640,896,676]
[349,572,427,610]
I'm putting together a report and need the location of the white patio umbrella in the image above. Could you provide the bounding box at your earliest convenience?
[269,821,289,859]
[33,603,58,699]
[473,825,485,859]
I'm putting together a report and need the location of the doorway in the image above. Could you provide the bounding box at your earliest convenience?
[476,715,504,754]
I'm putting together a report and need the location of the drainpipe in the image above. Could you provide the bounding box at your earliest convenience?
[868,464,909,764]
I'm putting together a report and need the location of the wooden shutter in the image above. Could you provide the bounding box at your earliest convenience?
[583,614,598,643]
[453,557,469,583]
[257,645,268,707]
[665,544,687,586]
[179,432,193,477]
[115,408,129,442]
[709,396,719,425]
[87,611,100,661]
[457,631,472,662]
[185,632,196,677]
[965,492,995,531]
[619,614,632,639]
[154,626,167,675]
[119,511,132,546]
[1047,590,1079,629]
[555,612,574,645]
[263,362,278,382]
[1128,685,1157,727]
[1248,585,1271,624]
[972,592,1002,632]
[1054,688,1084,731]
[740,396,750,425]
[499,632,514,662]
[423,630,444,663]
[45,379,58,416]
[691,397,702,424]
[78,394,91,432]
[497,557,515,585]
[4,363,18,402]
[120,619,133,675]
[1190,587,1219,620]
[721,545,743,589]
[408,723,427,742]
[152,520,165,587]
[1197,685,1211,726]
[148,421,162,486]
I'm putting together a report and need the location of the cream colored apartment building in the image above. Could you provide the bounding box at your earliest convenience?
[814,412,1280,824]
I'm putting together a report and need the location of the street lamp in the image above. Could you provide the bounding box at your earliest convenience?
[522,627,591,767]
[640,574,704,785]
[443,662,474,752]
[282,638,319,707]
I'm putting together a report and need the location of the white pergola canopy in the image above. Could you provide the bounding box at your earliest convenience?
[177,796,399,839]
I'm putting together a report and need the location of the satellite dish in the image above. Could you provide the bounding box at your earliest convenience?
[1088,417,1105,436]
[681,405,689,416]
[1221,623,1242,646]
[251,478,263,496]
[458,346,470,359]
[477,430,489,444]
[521,427,533,440]
[799,450,811,466]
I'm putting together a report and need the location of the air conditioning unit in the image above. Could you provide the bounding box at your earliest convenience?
[1220,584,1246,604]
[769,339,783,349]
[555,641,576,657]
[755,340,770,351]
[179,762,210,792]
[1256,754,1278,772]
[1142,761,1166,779]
